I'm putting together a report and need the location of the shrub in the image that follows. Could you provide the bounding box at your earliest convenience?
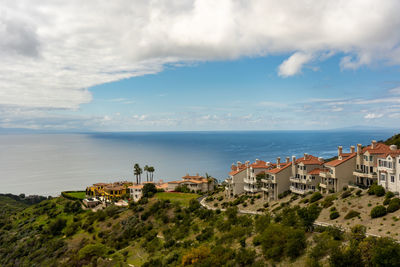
[387,198,400,213]
[371,205,387,218]
[383,198,391,205]
[278,190,290,199]
[356,189,362,196]
[330,211,340,220]
[368,184,385,196]
[322,195,336,208]
[344,210,360,220]
[386,191,395,199]
[310,192,323,203]
[142,183,157,198]
[341,191,352,199]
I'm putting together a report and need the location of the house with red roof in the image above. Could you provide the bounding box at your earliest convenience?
[377,145,400,193]
[353,141,393,187]
[225,161,249,198]
[289,153,325,195]
[261,157,292,201]
[320,146,357,193]
[167,174,213,193]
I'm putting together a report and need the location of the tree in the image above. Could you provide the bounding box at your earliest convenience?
[133,163,143,184]
[142,183,157,198]
[148,166,155,182]
[144,165,149,182]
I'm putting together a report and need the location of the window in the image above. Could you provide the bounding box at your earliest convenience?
[391,176,395,183]
[370,166,373,173]
[381,174,385,181]
[370,156,373,161]
[357,164,359,169]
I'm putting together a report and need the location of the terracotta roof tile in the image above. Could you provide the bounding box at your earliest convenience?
[325,152,356,167]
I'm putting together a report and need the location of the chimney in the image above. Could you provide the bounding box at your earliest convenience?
[338,146,343,156]
[318,157,324,162]
[237,161,241,166]
[350,146,355,153]
[277,157,281,166]
[371,140,377,149]
[256,158,260,164]
[304,153,308,160]
[292,156,296,166]
[245,160,250,167]
[286,157,290,164]
[266,161,271,166]
[390,145,398,151]
[357,144,362,155]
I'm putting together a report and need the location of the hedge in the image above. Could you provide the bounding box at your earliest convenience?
[344,210,360,220]
[387,198,400,213]
[371,205,387,218]
[310,192,323,203]
[330,211,340,220]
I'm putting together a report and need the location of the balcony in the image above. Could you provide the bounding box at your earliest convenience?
[319,172,331,178]
[290,186,310,195]
[319,182,333,189]
[244,177,257,185]
[290,176,308,184]
[244,186,259,193]
[261,178,275,184]
[353,170,377,179]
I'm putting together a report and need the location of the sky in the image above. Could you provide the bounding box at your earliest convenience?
[1,0,400,131]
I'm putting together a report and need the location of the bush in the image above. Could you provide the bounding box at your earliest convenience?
[341,191,352,199]
[278,190,290,199]
[371,205,387,218]
[386,191,395,199]
[330,211,340,220]
[383,198,391,205]
[322,195,336,208]
[368,184,385,196]
[356,189,362,196]
[310,192,323,203]
[142,183,157,198]
[387,198,400,213]
[344,210,360,220]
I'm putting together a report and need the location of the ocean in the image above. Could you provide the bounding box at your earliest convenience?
[0,130,396,196]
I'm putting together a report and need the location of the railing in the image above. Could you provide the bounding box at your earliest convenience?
[244,178,257,184]
[290,186,309,194]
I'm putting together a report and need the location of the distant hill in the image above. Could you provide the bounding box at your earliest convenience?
[384,133,400,147]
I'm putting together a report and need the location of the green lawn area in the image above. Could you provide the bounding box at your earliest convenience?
[64,191,86,200]
[154,192,200,206]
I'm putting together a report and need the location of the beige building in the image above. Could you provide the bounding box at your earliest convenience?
[377,145,400,193]
[353,141,392,187]
[244,159,277,194]
[129,181,169,202]
[290,154,324,195]
[320,146,357,193]
[225,161,249,198]
[167,174,213,193]
[261,157,292,201]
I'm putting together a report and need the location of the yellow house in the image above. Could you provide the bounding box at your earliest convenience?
[86,181,131,200]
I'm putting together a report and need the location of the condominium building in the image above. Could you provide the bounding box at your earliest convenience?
[353,141,392,187]
[320,146,356,193]
[261,157,292,201]
[167,174,213,193]
[377,145,400,193]
[244,159,277,194]
[225,161,249,198]
[290,154,325,195]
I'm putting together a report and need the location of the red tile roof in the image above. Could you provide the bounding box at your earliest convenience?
[362,143,391,155]
[307,168,323,175]
[266,163,292,174]
[296,155,324,165]
[325,152,356,167]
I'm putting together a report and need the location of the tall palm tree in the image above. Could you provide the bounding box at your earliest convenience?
[144,165,149,182]
[134,163,141,184]
[148,166,155,181]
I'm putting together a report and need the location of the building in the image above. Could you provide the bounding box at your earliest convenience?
[129,181,169,202]
[167,174,213,193]
[377,145,400,193]
[225,162,249,198]
[86,181,132,200]
[353,141,392,187]
[261,157,292,201]
[290,154,324,195]
[320,146,357,193]
[244,159,277,194]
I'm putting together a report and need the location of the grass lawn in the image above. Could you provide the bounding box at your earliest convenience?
[155,192,200,207]
[64,191,86,200]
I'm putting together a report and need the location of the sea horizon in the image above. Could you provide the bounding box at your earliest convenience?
[0,129,397,197]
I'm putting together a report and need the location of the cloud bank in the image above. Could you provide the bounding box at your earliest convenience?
[1,0,400,110]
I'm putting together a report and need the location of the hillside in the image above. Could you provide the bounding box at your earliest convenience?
[2,192,400,266]
[384,133,400,147]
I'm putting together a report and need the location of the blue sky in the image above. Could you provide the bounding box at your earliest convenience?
[2,1,400,131]
[71,54,400,131]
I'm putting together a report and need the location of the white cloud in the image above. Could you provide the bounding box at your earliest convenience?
[389,86,400,95]
[1,0,400,111]
[278,52,313,77]
[364,113,383,119]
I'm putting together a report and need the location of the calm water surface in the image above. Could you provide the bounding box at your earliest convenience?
[0,130,395,196]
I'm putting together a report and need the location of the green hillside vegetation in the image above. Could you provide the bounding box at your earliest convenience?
[384,133,400,147]
[2,192,400,266]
